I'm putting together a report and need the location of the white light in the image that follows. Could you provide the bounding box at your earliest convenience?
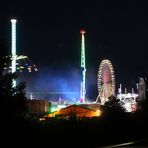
[80,31,86,102]
[11,19,17,87]
[11,19,17,23]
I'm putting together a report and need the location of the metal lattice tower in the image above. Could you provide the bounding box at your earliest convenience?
[80,29,86,103]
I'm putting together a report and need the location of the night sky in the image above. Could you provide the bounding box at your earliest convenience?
[0,1,148,100]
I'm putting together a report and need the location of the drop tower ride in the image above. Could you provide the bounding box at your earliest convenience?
[11,19,28,87]
[11,19,17,87]
[80,29,86,103]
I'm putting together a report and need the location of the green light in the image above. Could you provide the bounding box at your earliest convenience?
[51,107,57,112]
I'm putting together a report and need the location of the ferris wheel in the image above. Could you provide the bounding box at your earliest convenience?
[96,59,115,105]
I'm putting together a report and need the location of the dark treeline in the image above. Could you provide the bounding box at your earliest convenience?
[0,39,27,127]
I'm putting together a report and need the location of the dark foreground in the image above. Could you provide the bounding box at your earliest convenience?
[2,113,148,148]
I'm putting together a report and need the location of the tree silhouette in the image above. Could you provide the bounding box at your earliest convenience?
[103,96,126,118]
[0,39,27,124]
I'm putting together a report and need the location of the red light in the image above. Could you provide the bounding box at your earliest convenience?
[80,29,86,34]
[131,104,137,112]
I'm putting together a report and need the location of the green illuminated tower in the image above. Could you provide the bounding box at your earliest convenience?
[80,29,86,103]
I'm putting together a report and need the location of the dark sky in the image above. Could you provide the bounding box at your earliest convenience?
[0,1,148,100]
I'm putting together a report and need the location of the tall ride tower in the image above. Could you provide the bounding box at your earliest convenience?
[11,19,17,87]
[80,29,86,103]
[11,19,28,87]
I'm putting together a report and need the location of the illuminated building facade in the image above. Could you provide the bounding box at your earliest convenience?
[43,104,102,119]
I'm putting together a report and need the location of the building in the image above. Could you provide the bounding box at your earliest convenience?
[26,99,50,113]
[138,77,146,100]
[43,104,102,119]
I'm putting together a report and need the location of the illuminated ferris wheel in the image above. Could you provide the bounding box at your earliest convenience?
[96,59,115,105]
